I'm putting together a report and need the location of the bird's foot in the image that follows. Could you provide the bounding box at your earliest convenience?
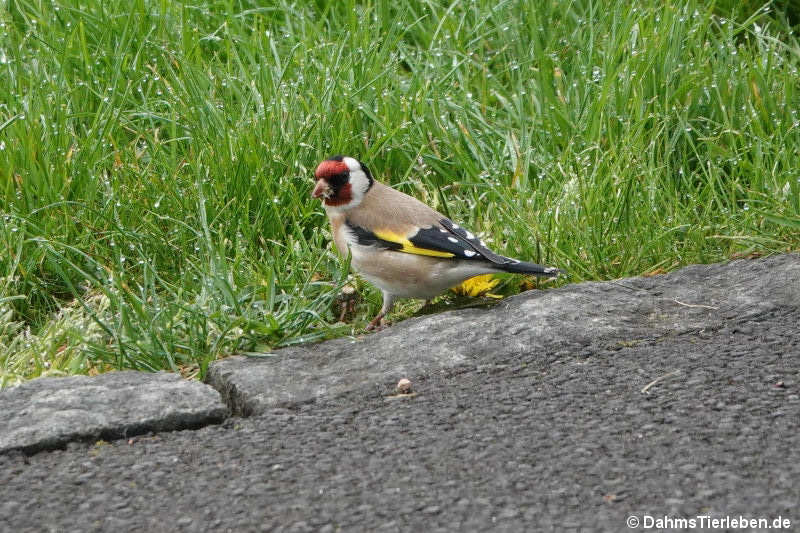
[366,313,387,331]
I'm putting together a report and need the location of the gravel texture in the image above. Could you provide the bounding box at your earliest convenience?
[1,255,798,532]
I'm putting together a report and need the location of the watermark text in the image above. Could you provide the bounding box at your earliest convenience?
[626,515,791,530]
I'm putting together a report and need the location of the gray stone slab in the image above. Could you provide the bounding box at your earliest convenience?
[206,254,800,415]
[0,371,228,454]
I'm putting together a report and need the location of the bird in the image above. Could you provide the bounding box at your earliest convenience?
[312,155,561,330]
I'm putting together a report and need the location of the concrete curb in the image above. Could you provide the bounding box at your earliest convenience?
[205,254,800,416]
[0,371,228,454]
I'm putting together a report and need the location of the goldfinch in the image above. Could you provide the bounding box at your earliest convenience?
[313,155,560,330]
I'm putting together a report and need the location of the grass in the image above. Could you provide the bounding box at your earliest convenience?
[1,0,799,386]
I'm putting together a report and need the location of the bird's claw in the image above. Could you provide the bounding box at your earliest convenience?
[366,314,387,331]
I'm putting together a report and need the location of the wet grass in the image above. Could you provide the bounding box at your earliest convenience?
[1,0,799,385]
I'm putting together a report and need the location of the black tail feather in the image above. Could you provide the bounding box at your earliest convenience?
[494,259,561,276]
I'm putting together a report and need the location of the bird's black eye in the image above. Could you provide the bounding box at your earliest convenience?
[327,172,349,188]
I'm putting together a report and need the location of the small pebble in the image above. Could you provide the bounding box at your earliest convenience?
[396,378,412,394]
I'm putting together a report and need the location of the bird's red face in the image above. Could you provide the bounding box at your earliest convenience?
[312,156,373,209]
[313,157,352,206]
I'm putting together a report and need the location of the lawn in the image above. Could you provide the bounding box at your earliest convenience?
[1,0,799,386]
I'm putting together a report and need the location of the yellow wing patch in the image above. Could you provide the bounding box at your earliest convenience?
[373,229,456,258]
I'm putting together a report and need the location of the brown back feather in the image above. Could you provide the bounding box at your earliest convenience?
[345,181,443,233]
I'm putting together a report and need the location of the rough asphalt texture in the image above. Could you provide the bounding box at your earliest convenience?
[0,371,228,454]
[1,255,798,532]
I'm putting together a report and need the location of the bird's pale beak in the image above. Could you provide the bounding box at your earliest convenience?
[312,180,330,199]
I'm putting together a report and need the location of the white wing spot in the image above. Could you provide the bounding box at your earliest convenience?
[452,224,460,229]
[465,231,475,239]
[447,237,459,243]
[463,250,476,257]
[439,228,449,233]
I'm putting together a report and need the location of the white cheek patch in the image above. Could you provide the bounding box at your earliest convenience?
[347,171,369,205]
[342,157,361,172]
[338,157,370,210]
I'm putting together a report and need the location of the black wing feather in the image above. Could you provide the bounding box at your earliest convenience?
[346,223,402,251]
[347,218,559,276]
[405,225,482,258]
[436,218,507,263]
[435,218,559,276]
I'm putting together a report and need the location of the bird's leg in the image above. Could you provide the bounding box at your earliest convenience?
[366,312,386,331]
[366,291,396,331]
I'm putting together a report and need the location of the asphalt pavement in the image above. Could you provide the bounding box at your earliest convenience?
[1,256,798,532]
